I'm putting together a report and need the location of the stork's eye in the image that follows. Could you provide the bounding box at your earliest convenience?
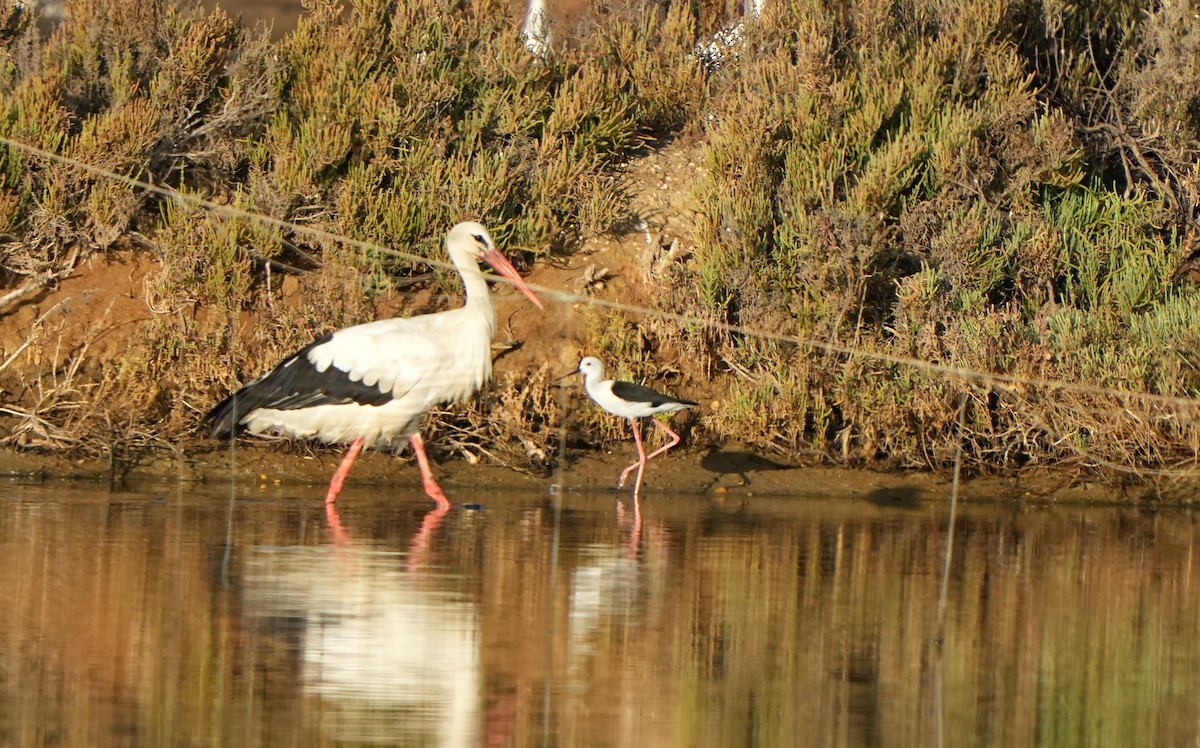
[472,234,487,245]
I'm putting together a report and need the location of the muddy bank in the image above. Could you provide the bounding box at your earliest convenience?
[0,442,1177,506]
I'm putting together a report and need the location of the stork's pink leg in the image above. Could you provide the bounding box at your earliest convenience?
[410,433,452,509]
[325,436,366,506]
[644,420,683,461]
[617,419,648,495]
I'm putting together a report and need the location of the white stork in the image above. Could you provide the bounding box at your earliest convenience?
[205,221,543,508]
[578,356,697,496]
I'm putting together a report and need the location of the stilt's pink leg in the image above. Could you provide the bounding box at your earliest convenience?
[325,436,366,506]
[644,420,683,461]
[410,433,452,509]
[617,419,648,498]
[617,419,646,488]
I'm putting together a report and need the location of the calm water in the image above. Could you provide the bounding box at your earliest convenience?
[1,479,1199,747]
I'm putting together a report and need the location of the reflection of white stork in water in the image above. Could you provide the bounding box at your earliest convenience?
[578,357,697,497]
[324,492,447,571]
[204,221,542,508]
[243,542,484,747]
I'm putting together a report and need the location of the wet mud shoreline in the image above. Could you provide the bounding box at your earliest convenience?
[0,443,1171,506]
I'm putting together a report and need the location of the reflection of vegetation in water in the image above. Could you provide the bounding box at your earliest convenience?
[484,502,1200,747]
[1,0,1199,479]
[4,490,1197,745]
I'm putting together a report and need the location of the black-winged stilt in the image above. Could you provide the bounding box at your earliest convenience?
[205,221,543,508]
[578,356,697,496]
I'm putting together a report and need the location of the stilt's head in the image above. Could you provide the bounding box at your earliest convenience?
[445,221,543,308]
[578,356,606,383]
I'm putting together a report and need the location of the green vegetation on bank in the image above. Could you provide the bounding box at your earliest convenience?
[0,0,1198,482]
[688,1,1200,475]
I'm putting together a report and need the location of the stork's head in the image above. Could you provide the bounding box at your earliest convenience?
[446,221,543,309]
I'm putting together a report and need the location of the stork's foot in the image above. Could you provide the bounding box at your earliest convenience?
[410,433,452,510]
[423,477,452,510]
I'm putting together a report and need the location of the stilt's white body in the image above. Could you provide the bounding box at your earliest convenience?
[579,358,693,420]
[577,357,697,496]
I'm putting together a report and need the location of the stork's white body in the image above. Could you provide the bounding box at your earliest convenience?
[206,221,542,508]
[241,293,497,448]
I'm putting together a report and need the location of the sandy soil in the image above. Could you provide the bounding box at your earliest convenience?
[494,136,713,374]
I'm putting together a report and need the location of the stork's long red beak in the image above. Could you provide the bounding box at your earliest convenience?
[484,248,544,309]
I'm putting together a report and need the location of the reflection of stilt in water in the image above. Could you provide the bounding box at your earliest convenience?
[616,496,643,560]
[568,496,654,673]
[563,500,677,744]
[567,544,641,666]
[565,498,678,743]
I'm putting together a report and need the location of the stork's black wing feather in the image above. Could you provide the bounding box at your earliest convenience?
[204,333,395,439]
[611,380,697,408]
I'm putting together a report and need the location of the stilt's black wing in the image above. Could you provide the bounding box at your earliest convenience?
[610,380,698,409]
